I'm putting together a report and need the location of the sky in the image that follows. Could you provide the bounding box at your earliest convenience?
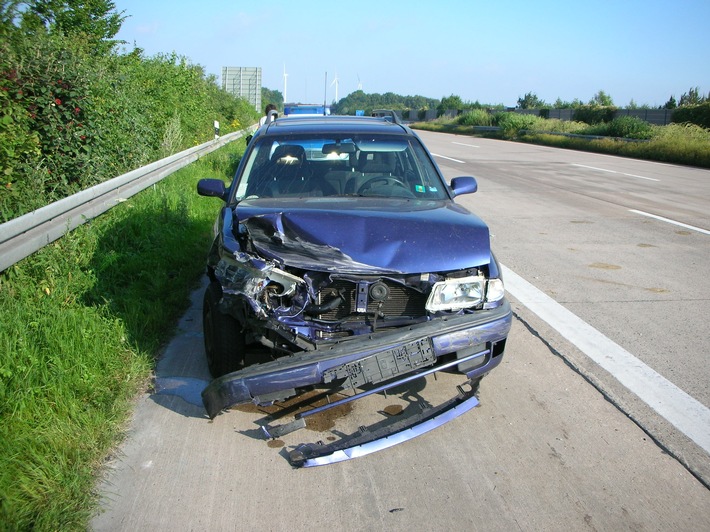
[113,0,710,108]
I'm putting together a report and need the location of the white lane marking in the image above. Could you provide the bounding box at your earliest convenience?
[572,163,660,182]
[452,142,480,148]
[432,153,465,163]
[628,175,660,182]
[574,163,615,174]
[630,209,710,235]
[501,263,710,455]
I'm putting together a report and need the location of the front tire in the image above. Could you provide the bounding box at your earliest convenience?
[203,282,246,378]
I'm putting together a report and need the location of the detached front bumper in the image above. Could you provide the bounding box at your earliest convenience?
[201,300,512,419]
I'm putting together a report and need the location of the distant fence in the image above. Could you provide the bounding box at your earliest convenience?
[0,130,248,273]
[405,107,674,126]
[514,108,674,125]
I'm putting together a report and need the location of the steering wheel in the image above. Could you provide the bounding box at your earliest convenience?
[357,176,412,196]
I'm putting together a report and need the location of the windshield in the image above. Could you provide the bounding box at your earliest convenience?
[234,134,448,201]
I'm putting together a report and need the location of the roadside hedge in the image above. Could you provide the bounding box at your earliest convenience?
[0,30,258,223]
[672,102,710,129]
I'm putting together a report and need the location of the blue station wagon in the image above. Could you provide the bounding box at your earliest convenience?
[197,115,512,466]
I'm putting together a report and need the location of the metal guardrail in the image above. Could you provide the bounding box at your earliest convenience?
[0,130,247,272]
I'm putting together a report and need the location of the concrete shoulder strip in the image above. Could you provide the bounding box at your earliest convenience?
[501,264,710,455]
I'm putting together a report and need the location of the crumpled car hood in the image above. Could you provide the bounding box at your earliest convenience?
[234,198,491,273]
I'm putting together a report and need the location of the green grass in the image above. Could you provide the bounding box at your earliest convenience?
[518,123,710,167]
[0,141,243,531]
[411,117,710,168]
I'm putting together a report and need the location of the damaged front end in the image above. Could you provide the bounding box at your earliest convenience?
[199,203,511,466]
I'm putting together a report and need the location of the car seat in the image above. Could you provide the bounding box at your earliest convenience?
[254,144,309,196]
[344,151,397,194]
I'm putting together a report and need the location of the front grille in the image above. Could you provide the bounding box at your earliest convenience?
[316,279,428,321]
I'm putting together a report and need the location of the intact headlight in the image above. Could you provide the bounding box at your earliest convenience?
[426,275,484,311]
[425,275,505,312]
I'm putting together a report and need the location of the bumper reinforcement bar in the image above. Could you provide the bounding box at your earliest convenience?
[289,378,480,467]
[261,347,489,439]
[258,350,488,466]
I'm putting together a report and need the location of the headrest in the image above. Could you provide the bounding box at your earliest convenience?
[271,144,305,164]
[358,151,395,172]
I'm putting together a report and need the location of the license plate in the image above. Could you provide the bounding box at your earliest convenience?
[324,338,435,388]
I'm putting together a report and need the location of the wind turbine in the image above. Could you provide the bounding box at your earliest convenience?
[330,72,339,102]
[357,73,362,91]
[283,63,288,103]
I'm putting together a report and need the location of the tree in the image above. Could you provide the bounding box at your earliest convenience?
[552,98,583,109]
[438,94,464,113]
[19,0,126,54]
[678,86,708,107]
[663,95,677,109]
[333,90,439,115]
[589,90,614,107]
[1,1,21,32]
[261,87,283,111]
[517,92,547,109]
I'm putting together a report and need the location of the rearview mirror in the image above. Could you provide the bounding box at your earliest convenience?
[322,142,356,154]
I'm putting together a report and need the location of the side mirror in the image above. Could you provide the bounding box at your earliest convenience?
[197,179,227,201]
[450,176,478,197]
[245,134,253,144]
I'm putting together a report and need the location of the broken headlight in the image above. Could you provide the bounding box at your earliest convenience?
[425,275,504,312]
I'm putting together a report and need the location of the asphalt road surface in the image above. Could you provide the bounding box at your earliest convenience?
[91,132,710,531]
[421,131,710,481]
